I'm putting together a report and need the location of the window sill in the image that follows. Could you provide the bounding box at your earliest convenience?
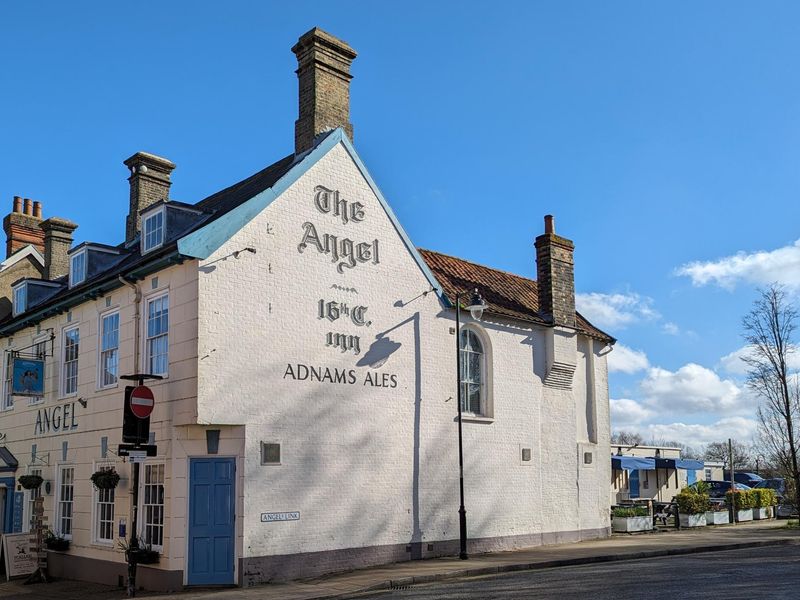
[461,415,494,424]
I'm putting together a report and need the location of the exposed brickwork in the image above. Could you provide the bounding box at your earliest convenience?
[41,217,78,280]
[292,28,357,155]
[123,151,176,243]
[3,196,45,257]
[535,217,576,328]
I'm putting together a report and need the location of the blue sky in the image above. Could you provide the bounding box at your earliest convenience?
[2,2,800,448]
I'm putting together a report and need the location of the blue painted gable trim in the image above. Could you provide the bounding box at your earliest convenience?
[178,128,444,301]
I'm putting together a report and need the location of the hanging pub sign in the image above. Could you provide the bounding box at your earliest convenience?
[11,357,44,396]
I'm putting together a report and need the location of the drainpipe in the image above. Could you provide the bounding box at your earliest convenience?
[118,276,141,374]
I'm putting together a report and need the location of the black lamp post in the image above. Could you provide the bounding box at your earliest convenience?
[454,288,487,560]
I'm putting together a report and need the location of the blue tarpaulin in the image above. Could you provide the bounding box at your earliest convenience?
[655,458,704,470]
[611,456,656,471]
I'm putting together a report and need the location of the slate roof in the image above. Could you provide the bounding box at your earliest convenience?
[418,248,615,343]
[0,145,303,331]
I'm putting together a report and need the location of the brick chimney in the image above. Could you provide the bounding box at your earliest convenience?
[123,152,176,244]
[41,217,78,280]
[3,196,45,258]
[535,215,575,328]
[292,28,357,155]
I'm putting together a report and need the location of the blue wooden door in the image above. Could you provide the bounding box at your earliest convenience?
[629,470,640,497]
[188,458,236,585]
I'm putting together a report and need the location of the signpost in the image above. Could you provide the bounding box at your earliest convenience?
[119,375,161,598]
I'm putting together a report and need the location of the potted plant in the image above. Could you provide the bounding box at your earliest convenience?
[753,488,776,520]
[726,489,754,522]
[705,499,730,525]
[44,529,70,551]
[612,505,651,533]
[676,487,709,528]
[18,474,43,490]
[118,538,160,565]
[90,468,121,490]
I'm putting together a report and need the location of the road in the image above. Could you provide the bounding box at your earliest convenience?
[348,544,800,600]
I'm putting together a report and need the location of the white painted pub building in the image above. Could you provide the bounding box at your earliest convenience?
[0,29,614,590]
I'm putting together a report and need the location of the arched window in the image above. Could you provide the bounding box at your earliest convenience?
[460,328,484,414]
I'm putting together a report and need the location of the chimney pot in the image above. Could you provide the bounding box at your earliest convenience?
[544,215,554,234]
[292,27,357,155]
[33,201,42,219]
[4,196,45,258]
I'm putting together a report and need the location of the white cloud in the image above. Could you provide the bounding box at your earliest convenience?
[643,417,758,449]
[610,398,654,428]
[719,344,800,376]
[575,292,659,330]
[640,363,745,414]
[675,239,800,290]
[608,344,650,374]
[662,322,680,336]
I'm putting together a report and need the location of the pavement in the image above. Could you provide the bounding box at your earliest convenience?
[0,520,797,600]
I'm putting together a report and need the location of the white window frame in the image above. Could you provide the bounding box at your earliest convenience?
[55,465,75,539]
[2,351,14,410]
[61,325,80,397]
[12,283,26,316]
[140,462,165,550]
[141,208,165,254]
[92,464,116,545]
[144,292,169,377]
[458,324,493,418]
[98,310,120,389]
[69,249,87,287]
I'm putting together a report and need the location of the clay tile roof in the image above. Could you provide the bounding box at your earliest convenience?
[418,248,615,343]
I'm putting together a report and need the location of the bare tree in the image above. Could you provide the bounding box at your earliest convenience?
[704,440,753,470]
[742,284,800,511]
[611,431,644,446]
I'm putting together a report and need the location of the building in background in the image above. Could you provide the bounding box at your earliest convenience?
[611,445,705,505]
[0,28,614,590]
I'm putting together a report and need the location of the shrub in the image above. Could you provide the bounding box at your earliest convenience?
[613,506,649,518]
[752,488,777,508]
[676,488,711,515]
[692,480,710,495]
[726,489,757,510]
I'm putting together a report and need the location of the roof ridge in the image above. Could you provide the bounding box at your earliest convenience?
[417,247,536,283]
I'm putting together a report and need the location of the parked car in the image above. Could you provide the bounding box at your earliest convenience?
[691,480,751,499]
[753,478,786,497]
[723,471,764,487]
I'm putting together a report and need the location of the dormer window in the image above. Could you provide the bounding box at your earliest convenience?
[70,250,87,287]
[142,209,165,253]
[12,283,26,316]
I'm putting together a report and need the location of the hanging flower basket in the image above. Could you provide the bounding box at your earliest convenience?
[90,468,121,490]
[18,474,43,490]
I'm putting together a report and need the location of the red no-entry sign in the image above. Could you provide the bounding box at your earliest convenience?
[129,385,155,419]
